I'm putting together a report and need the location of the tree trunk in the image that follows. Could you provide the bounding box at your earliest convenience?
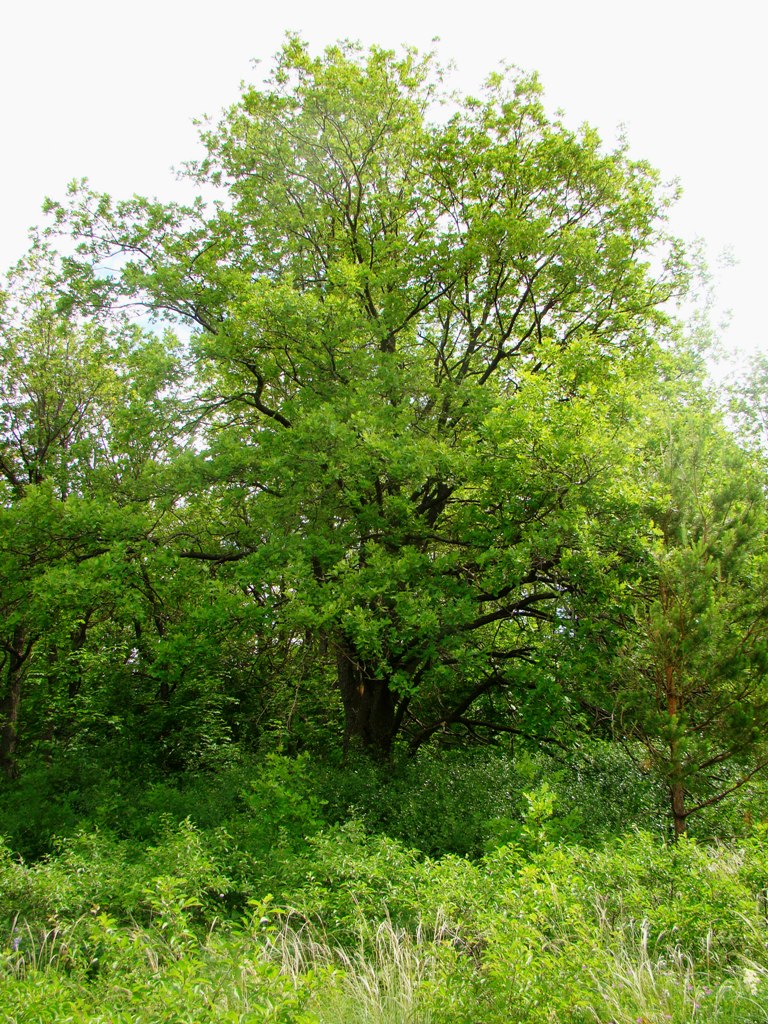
[336,639,397,756]
[668,729,687,839]
[0,627,33,778]
[670,776,687,839]
[663,654,687,840]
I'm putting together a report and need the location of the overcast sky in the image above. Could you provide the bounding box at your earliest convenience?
[1,0,763,368]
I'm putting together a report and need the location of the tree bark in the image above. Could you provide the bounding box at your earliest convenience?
[663,650,687,840]
[336,639,396,756]
[670,772,687,839]
[0,627,34,778]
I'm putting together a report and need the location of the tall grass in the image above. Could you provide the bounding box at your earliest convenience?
[264,914,465,1024]
[3,804,768,1022]
[3,893,768,1023]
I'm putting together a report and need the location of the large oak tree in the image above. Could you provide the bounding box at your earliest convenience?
[47,38,686,757]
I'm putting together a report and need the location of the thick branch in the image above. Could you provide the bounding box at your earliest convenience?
[685,757,768,817]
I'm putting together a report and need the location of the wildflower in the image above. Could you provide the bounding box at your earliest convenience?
[744,968,761,995]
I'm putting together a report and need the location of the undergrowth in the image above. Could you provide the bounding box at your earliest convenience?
[2,745,768,1020]
[2,813,768,1021]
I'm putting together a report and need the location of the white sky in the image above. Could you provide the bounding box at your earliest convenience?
[1,0,764,368]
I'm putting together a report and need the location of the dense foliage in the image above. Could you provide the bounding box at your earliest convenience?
[2,36,768,1021]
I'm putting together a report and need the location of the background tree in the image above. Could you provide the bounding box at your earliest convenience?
[0,247,190,775]
[578,395,768,837]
